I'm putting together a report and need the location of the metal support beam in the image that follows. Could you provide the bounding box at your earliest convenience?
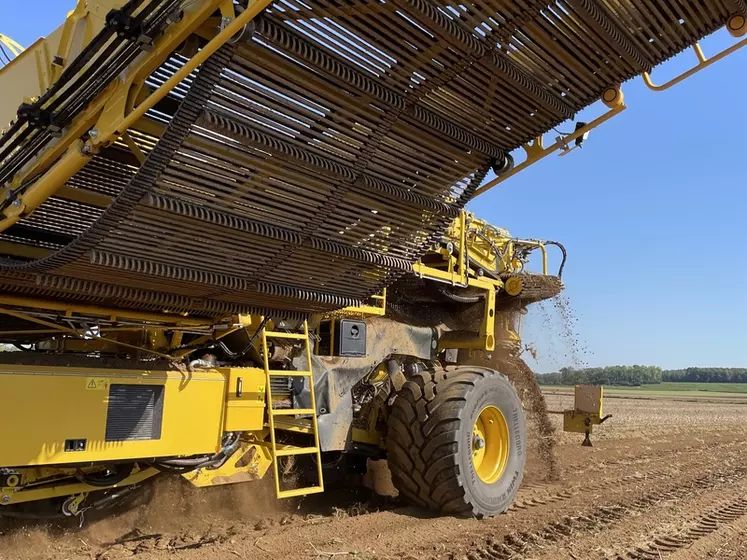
[389,0,574,119]
[0,294,212,326]
[473,88,626,197]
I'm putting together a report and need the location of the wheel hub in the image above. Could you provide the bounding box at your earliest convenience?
[471,405,510,484]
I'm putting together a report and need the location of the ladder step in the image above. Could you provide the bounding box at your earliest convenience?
[269,419,314,434]
[263,320,323,501]
[271,408,316,416]
[277,486,325,499]
[275,445,319,457]
[264,331,308,340]
[268,370,312,377]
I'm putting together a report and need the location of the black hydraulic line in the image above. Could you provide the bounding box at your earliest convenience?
[54,44,148,122]
[0,508,66,520]
[88,485,142,510]
[214,316,269,359]
[19,0,148,115]
[154,433,241,471]
[44,0,144,93]
[0,44,11,65]
[45,39,131,116]
[79,464,134,487]
[0,130,51,190]
[544,240,567,279]
[0,0,178,184]
[155,456,223,469]
[0,120,22,158]
[436,286,484,304]
[137,0,182,33]
[48,0,180,118]
[148,462,194,473]
[0,125,35,182]
[6,40,154,184]
[0,0,126,153]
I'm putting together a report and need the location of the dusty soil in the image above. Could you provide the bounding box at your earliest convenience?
[4,394,747,560]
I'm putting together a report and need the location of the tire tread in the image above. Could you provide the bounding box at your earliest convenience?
[387,365,520,517]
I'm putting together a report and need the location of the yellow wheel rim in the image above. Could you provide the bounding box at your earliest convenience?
[471,405,510,484]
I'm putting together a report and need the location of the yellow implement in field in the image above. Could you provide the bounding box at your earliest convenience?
[0,0,744,520]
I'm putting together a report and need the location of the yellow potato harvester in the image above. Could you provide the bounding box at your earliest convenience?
[0,0,744,519]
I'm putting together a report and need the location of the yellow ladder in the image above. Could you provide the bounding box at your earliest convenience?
[261,320,324,498]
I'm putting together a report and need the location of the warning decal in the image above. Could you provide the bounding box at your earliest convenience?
[86,378,110,391]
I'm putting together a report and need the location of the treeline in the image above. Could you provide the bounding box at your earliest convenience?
[536,367,747,386]
[537,366,662,386]
[663,368,747,383]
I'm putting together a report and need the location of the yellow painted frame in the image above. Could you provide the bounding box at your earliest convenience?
[473,87,626,198]
[0,0,274,232]
[0,33,24,58]
[642,15,747,92]
[0,364,227,467]
[1,466,158,506]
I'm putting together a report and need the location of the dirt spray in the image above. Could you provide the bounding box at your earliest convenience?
[460,310,559,481]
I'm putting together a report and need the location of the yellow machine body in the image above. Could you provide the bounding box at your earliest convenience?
[0,364,269,468]
[222,367,267,433]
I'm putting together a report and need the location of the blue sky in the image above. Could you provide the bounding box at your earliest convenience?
[472,28,747,372]
[3,4,746,372]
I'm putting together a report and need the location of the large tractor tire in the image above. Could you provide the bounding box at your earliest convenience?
[387,365,526,517]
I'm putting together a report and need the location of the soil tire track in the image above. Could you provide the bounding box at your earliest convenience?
[616,497,747,559]
[464,466,747,560]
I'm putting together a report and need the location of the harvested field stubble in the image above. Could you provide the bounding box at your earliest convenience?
[4,393,747,560]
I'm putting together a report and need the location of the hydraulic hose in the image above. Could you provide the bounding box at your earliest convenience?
[544,240,567,279]
[79,463,134,487]
[436,286,484,304]
[154,432,241,471]
[218,316,269,359]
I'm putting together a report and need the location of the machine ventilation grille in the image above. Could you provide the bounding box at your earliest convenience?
[105,384,164,442]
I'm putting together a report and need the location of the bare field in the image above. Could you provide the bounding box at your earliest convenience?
[542,388,747,444]
[542,384,747,400]
[5,392,747,560]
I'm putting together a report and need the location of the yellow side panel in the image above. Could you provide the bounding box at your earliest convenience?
[0,365,226,467]
[575,384,603,416]
[563,411,589,434]
[223,367,266,432]
[0,0,122,128]
[0,27,63,128]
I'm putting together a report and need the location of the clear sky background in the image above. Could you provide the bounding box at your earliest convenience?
[2,3,746,372]
[472,28,747,372]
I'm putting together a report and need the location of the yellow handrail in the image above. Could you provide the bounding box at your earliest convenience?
[0,33,24,59]
[473,93,626,198]
[642,35,747,92]
[514,240,548,276]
